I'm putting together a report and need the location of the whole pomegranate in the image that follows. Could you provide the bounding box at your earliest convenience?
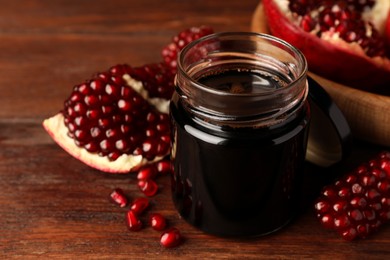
[262,0,390,91]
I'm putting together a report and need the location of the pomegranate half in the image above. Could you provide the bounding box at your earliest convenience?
[43,26,215,174]
[43,63,173,174]
[262,0,390,91]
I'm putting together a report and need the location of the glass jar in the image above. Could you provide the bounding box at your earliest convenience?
[170,32,310,237]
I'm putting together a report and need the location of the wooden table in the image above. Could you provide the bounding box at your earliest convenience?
[1,0,389,258]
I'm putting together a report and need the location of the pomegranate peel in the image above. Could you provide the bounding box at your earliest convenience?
[386,10,390,46]
[262,0,390,90]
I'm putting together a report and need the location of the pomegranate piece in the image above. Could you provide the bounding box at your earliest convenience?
[109,188,129,208]
[125,210,143,231]
[262,0,390,90]
[161,26,214,74]
[160,228,182,248]
[42,63,173,174]
[149,213,167,231]
[314,151,390,240]
[130,197,150,215]
[138,179,158,197]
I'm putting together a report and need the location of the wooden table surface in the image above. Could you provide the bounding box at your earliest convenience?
[1,0,389,259]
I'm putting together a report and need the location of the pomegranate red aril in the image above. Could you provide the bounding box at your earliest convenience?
[341,227,358,241]
[334,214,351,229]
[156,160,172,175]
[156,141,170,155]
[130,197,150,215]
[126,210,142,231]
[349,209,364,222]
[338,187,350,198]
[160,135,170,144]
[351,183,364,194]
[378,180,390,193]
[149,213,167,231]
[333,200,348,212]
[160,228,182,248]
[320,214,335,229]
[109,188,129,208]
[137,165,157,180]
[315,151,390,240]
[138,179,158,197]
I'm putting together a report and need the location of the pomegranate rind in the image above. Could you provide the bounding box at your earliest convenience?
[43,113,164,174]
[262,0,390,90]
[386,10,390,47]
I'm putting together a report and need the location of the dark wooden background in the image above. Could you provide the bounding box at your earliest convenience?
[1,0,389,258]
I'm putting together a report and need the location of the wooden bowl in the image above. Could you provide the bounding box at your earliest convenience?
[251,2,390,147]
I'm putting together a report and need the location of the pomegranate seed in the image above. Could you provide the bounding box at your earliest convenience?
[84,95,99,107]
[156,160,172,175]
[146,112,157,123]
[149,213,167,231]
[341,227,358,241]
[126,210,142,231]
[142,140,156,153]
[90,79,104,92]
[349,209,363,222]
[138,179,158,197]
[117,99,132,111]
[115,139,130,152]
[130,197,150,215]
[300,15,315,32]
[333,200,347,212]
[137,165,157,180]
[351,183,364,194]
[160,228,182,248]
[109,188,128,208]
[334,214,350,229]
[320,214,334,229]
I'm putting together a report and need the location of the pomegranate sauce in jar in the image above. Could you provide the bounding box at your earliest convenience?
[170,32,310,237]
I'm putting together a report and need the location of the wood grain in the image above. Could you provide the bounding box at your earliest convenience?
[1,0,390,259]
[251,2,390,147]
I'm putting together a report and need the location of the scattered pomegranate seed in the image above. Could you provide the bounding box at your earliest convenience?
[156,160,173,175]
[160,228,182,248]
[138,179,158,197]
[125,210,143,231]
[315,151,390,240]
[109,188,128,208]
[137,165,157,180]
[149,213,167,231]
[130,197,150,215]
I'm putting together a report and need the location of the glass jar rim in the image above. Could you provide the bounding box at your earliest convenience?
[177,31,308,98]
